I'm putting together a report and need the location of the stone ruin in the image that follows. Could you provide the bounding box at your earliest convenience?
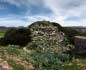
[74,36,86,51]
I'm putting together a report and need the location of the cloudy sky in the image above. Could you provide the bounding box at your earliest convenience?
[0,0,86,27]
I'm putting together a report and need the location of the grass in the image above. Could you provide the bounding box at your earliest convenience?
[59,59,86,70]
[59,64,84,70]
[0,32,5,38]
[0,45,86,70]
[7,59,24,70]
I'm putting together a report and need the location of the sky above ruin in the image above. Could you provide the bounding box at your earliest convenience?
[0,0,86,27]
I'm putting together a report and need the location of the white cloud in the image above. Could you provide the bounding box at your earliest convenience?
[0,0,86,26]
[65,19,86,26]
[1,0,45,7]
[0,17,27,27]
[44,0,86,26]
[0,15,52,27]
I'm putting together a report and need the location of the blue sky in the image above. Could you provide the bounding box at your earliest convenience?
[0,0,86,27]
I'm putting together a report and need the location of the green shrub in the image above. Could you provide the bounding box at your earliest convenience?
[0,38,8,46]
[0,45,20,56]
[5,45,21,56]
[0,28,31,46]
[29,50,70,70]
[57,52,70,62]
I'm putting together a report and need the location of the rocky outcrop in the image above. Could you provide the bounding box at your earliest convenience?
[28,21,68,51]
[74,36,86,50]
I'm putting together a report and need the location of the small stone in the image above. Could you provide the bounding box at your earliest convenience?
[68,63,72,66]
[28,64,35,70]
[1,61,13,70]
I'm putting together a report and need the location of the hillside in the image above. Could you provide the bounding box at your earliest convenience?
[0,21,86,70]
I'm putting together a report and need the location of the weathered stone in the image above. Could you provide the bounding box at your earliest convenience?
[0,61,13,70]
[28,21,67,51]
[74,36,86,50]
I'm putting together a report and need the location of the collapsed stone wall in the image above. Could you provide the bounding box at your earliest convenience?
[28,21,68,51]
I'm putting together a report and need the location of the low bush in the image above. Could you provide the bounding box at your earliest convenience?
[0,28,32,47]
[0,45,21,56]
[8,59,24,70]
[0,38,8,46]
[29,50,71,70]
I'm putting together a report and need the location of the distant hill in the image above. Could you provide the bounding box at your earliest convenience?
[64,26,86,33]
[0,26,25,32]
